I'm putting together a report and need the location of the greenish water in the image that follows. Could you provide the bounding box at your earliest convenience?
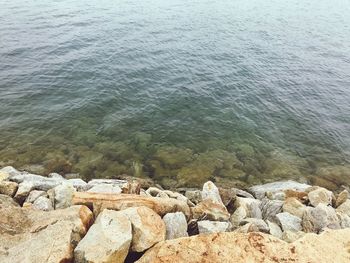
[0,0,350,188]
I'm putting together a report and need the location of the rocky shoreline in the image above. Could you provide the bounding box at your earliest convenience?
[1,166,350,262]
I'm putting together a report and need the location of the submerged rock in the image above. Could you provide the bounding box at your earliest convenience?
[74,209,132,263]
[163,212,188,240]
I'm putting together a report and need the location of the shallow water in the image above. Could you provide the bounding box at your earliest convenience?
[0,0,350,188]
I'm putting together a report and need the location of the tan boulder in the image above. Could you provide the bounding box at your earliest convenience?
[72,192,191,218]
[0,205,92,263]
[120,206,166,252]
[136,229,350,263]
[283,197,306,218]
[336,190,349,208]
[308,188,333,207]
[191,199,230,221]
[74,209,132,263]
[0,181,18,197]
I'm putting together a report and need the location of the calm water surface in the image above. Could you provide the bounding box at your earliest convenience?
[0,0,350,188]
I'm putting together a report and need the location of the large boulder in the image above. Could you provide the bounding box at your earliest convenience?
[163,212,188,240]
[74,209,132,263]
[0,205,92,263]
[136,229,350,263]
[120,206,166,252]
[249,181,310,200]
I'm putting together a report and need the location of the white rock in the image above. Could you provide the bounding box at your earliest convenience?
[336,199,350,217]
[74,209,132,263]
[48,173,64,179]
[163,212,188,240]
[276,212,302,232]
[14,182,34,203]
[303,204,340,233]
[54,183,75,209]
[198,220,230,234]
[68,178,89,191]
[267,220,283,239]
[88,184,122,194]
[120,206,166,252]
[230,206,247,227]
[308,188,333,207]
[0,166,21,177]
[202,181,224,205]
[88,179,128,188]
[240,218,269,233]
[33,196,53,211]
[26,190,47,203]
[234,197,262,219]
[249,181,310,200]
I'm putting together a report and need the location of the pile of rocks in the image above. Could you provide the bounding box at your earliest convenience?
[1,166,350,262]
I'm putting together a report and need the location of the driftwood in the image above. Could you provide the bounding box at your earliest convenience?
[72,192,191,218]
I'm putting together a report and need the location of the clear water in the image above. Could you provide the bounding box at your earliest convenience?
[1,0,350,188]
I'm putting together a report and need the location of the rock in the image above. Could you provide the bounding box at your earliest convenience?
[0,166,20,178]
[240,218,269,233]
[120,206,165,252]
[25,190,47,203]
[191,199,230,221]
[0,181,18,197]
[336,199,350,217]
[202,181,224,205]
[282,230,306,243]
[197,220,230,234]
[8,171,64,191]
[336,190,349,208]
[284,189,308,203]
[232,187,254,199]
[249,181,310,200]
[234,223,260,233]
[123,180,141,194]
[33,196,53,211]
[0,205,92,263]
[87,178,128,189]
[276,212,302,232]
[259,198,283,222]
[218,188,236,208]
[267,220,282,239]
[136,229,350,263]
[146,187,165,197]
[308,187,333,207]
[74,209,132,263]
[48,172,64,179]
[234,197,262,219]
[14,182,34,204]
[0,194,19,207]
[68,178,89,191]
[337,213,350,228]
[54,182,75,209]
[185,190,202,204]
[88,184,122,194]
[230,206,247,227]
[163,212,188,240]
[72,192,191,218]
[283,197,306,218]
[303,204,340,233]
